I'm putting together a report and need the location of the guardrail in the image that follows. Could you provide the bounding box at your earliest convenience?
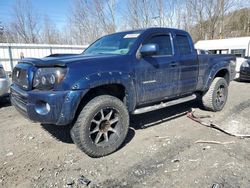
[0,43,88,72]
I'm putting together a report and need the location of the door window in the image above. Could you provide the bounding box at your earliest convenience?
[144,35,173,56]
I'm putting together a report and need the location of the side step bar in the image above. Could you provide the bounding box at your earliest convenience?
[132,94,197,115]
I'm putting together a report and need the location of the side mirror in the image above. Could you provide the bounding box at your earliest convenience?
[140,43,159,57]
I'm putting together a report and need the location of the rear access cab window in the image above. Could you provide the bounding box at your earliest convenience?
[176,35,192,55]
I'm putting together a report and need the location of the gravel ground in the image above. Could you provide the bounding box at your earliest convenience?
[0,81,250,188]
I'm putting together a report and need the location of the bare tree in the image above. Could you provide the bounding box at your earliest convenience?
[164,0,177,27]
[125,0,155,29]
[204,0,222,39]
[68,0,118,44]
[41,15,61,44]
[126,0,141,29]
[223,8,250,37]
[184,0,206,40]
[1,0,249,45]
[125,0,181,29]
[10,0,40,43]
[92,0,117,33]
[0,21,5,42]
[68,0,97,44]
[182,0,241,41]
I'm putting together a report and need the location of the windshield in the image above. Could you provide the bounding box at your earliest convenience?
[84,32,141,55]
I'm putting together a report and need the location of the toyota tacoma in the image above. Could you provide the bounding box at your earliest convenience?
[11,28,236,157]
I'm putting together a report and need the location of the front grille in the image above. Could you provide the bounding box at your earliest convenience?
[10,86,28,117]
[12,67,29,89]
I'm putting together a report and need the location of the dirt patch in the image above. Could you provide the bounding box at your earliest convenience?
[0,81,250,188]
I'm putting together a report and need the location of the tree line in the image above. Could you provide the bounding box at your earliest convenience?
[0,0,249,45]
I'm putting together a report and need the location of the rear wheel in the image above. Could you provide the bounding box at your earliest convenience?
[202,77,228,112]
[71,95,129,158]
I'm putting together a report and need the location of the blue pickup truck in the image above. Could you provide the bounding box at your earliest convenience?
[11,28,236,157]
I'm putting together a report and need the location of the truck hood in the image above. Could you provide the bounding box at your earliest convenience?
[18,53,124,67]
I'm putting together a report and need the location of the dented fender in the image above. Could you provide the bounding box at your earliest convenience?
[70,71,137,112]
[204,62,230,91]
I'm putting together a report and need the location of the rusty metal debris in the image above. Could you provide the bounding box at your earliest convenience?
[78,175,91,186]
[195,140,235,145]
[212,183,223,188]
[187,109,250,138]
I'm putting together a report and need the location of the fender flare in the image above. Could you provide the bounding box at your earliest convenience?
[204,62,230,91]
[71,71,137,112]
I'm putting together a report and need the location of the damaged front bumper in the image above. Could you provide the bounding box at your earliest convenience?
[11,84,86,125]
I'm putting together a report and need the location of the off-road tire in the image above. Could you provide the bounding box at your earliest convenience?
[71,95,129,158]
[202,77,228,112]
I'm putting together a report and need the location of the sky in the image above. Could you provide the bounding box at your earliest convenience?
[1,0,249,31]
[0,0,72,29]
[0,0,127,30]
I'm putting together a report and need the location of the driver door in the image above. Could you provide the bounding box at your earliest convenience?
[134,34,179,104]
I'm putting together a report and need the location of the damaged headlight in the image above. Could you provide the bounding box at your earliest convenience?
[33,67,67,90]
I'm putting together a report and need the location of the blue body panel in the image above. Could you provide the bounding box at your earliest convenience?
[10,28,236,125]
[11,83,86,125]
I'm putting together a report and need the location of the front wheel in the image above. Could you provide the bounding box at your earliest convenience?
[71,95,129,158]
[202,77,228,112]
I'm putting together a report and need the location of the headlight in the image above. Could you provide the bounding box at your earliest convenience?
[0,67,6,78]
[33,67,67,90]
[241,61,250,68]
